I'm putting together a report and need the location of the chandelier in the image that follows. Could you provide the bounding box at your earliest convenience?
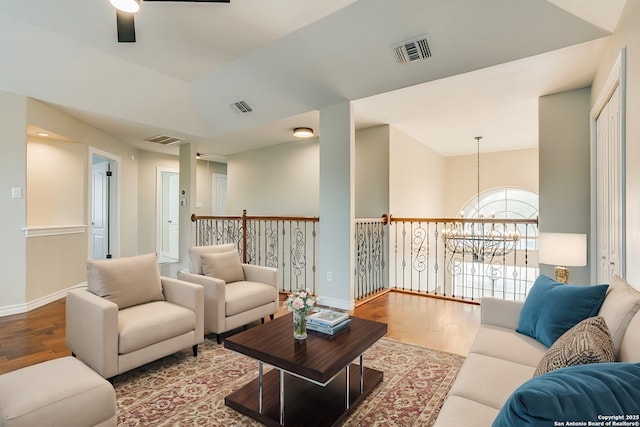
[442,136,520,262]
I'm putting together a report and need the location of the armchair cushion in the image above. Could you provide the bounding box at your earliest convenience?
[225,281,278,317]
[118,301,196,354]
[87,253,165,310]
[189,243,237,275]
[201,251,245,284]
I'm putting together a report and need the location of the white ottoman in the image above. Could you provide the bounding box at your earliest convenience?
[0,356,116,427]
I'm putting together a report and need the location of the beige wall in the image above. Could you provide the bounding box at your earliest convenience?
[0,91,27,308]
[355,126,390,218]
[26,233,87,301]
[27,137,86,225]
[389,126,445,217]
[137,150,225,254]
[196,160,226,217]
[445,148,538,217]
[591,0,640,285]
[228,139,320,216]
[27,99,140,257]
[137,150,179,254]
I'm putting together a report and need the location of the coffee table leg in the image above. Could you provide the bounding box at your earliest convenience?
[360,354,364,393]
[280,370,285,425]
[258,362,263,414]
[345,364,350,409]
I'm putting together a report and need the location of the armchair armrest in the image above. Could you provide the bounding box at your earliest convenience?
[66,288,119,378]
[177,271,227,333]
[242,264,278,289]
[480,297,524,330]
[161,277,204,344]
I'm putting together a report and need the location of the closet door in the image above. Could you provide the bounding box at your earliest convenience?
[596,85,622,283]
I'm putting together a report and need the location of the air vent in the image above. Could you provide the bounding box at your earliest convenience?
[144,135,182,145]
[394,35,432,64]
[231,100,253,115]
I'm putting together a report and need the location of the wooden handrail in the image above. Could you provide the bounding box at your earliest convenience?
[191,213,319,222]
[388,215,538,226]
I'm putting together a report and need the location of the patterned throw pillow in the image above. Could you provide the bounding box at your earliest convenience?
[534,316,614,376]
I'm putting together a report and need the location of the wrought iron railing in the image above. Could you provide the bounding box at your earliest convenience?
[354,215,388,300]
[192,212,535,303]
[192,211,319,294]
[389,216,539,302]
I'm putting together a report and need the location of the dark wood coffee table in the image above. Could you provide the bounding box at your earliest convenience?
[224,313,387,427]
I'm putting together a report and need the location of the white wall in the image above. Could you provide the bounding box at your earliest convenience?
[591,0,640,287]
[227,139,319,216]
[389,126,445,217]
[445,148,538,216]
[539,88,591,285]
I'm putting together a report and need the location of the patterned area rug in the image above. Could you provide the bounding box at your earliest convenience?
[115,337,465,426]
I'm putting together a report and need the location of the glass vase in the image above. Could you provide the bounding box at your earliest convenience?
[293,310,307,340]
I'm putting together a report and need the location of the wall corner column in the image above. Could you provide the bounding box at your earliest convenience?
[318,101,355,310]
[179,143,197,274]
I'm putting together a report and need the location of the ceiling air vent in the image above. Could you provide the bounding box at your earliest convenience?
[231,100,253,115]
[144,135,182,145]
[394,35,432,64]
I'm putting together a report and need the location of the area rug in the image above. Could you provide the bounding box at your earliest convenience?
[115,337,465,426]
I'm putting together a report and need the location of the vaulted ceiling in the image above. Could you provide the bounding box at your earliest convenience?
[0,0,626,159]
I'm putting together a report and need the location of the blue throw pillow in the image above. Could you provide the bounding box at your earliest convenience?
[492,363,640,427]
[516,275,608,347]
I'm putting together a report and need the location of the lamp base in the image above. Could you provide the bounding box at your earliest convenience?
[554,266,569,284]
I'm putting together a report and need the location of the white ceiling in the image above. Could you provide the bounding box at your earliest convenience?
[0,0,627,160]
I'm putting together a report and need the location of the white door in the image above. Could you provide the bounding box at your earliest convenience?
[92,159,108,259]
[596,85,623,283]
[212,174,227,215]
[161,171,180,260]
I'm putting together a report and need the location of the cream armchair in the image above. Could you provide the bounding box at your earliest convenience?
[66,253,204,379]
[178,244,278,343]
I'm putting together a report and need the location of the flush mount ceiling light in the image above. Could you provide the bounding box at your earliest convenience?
[110,0,140,13]
[293,127,314,138]
[36,132,49,137]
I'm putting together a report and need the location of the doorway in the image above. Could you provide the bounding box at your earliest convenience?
[90,149,119,259]
[157,168,180,262]
[212,173,227,215]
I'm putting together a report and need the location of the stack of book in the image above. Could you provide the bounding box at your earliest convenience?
[307,310,350,335]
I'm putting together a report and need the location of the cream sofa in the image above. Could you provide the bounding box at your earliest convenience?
[434,275,640,427]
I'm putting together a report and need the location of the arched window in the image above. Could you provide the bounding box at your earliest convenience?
[453,187,539,300]
[459,187,538,251]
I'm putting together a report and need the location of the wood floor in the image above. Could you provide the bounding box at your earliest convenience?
[0,291,480,375]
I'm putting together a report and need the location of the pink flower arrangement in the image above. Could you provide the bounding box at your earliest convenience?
[285,288,317,315]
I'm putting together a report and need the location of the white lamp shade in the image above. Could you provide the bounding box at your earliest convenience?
[538,232,587,267]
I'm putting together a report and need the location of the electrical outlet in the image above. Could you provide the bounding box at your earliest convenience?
[326,272,333,282]
[11,187,22,199]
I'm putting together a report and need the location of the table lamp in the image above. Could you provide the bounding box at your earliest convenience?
[538,232,587,284]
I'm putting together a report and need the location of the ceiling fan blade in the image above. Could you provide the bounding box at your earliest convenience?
[116,9,136,43]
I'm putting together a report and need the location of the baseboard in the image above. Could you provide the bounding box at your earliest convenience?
[0,282,87,317]
[317,295,354,311]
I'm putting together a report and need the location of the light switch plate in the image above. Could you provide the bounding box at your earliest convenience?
[11,187,22,199]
